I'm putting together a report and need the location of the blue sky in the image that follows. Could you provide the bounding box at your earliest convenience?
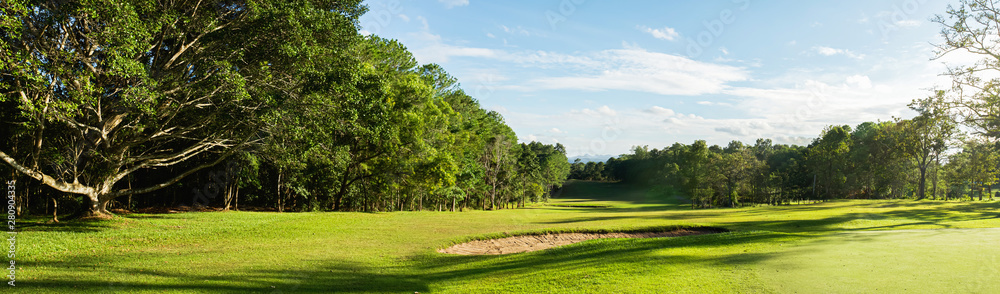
[359,0,967,157]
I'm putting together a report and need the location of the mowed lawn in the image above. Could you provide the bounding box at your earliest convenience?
[14,180,1000,293]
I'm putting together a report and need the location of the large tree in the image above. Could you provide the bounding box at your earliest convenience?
[935,0,1000,139]
[0,0,365,216]
[900,92,956,200]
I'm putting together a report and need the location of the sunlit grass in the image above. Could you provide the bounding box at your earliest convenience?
[13,180,1000,293]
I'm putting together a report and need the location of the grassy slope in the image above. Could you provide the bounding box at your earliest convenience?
[13,180,1000,293]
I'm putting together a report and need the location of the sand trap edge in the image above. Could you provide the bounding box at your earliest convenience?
[438,226,728,255]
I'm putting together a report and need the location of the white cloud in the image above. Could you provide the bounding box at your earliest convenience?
[875,10,923,29]
[697,101,734,107]
[400,23,744,96]
[398,14,410,22]
[812,46,865,60]
[896,20,921,27]
[720,47,730,55]
[714,121,773,137]
[814,46,841,56]
[577,105,618,117]
[637,25,680,41]
[486,32,495,39]
[439,0,469,8]
[500,25,532,36]
[643,106,675,116]
[522,47,749,96]
[720,76,926,141]
[845,74,873,89]
[597,105,617,116]
[417,16,430,30]
[406,31,499,63]
[714,126,751,136]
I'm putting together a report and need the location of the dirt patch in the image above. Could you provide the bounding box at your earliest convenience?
[439,227,727,255]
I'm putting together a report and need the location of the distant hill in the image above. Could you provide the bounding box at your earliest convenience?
[568,154,617,163]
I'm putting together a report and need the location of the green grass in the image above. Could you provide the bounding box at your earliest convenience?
[12,180,1000,293]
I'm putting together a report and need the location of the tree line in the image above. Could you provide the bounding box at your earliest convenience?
[0,0,569,218]
[571,94,999,208]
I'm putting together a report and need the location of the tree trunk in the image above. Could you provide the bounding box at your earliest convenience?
[83,193,112,218]
[50,196,58,223]
[276,171,284,212]
[223,181,234,211]
[490,189,497,210]
[931,157,941,200]
[917,166,927,200]
[233,185,239,211]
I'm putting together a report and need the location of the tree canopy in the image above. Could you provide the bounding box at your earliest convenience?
[0,0,569,217]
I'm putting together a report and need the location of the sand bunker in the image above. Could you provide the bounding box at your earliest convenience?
[439,227,726,255]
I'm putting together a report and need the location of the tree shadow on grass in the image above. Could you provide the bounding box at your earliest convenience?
[17,212,186,233]
[534,196,1000,234]
[17,218,120,233]
[24,232,805,293]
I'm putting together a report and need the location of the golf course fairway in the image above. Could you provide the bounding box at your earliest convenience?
[15,181,1000,293]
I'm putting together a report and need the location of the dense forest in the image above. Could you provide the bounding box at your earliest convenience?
[0,0,569,218]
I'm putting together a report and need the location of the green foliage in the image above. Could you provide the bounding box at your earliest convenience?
[1,1,567,215]
[0,0,370,215]
[597,117,975,207]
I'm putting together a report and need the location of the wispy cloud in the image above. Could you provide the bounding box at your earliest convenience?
[500,25,532,36]
[438,0,468,8]
[407,31,498,63]
[812,46,865,60]
[574,105,618,117]
[643,106,675,116]
[697,101,734,107]
[637,25,680,41]
[520,47,748,96]
[875,10,922,28]
[895,20,921,27]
